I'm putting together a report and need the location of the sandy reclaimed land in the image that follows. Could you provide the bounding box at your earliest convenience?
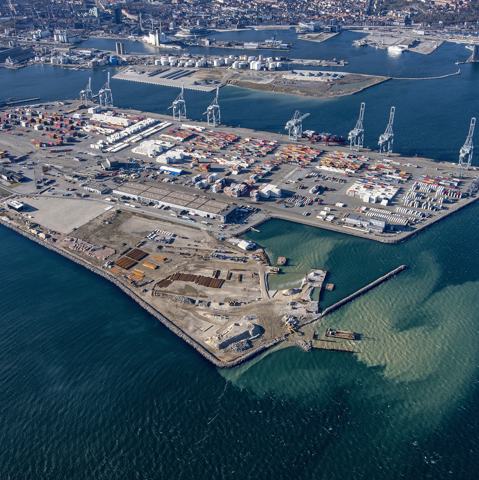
[17,196,110,233]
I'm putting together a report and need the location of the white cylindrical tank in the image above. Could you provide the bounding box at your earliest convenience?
[233,61,240,69]
[247,56,255,62]
[268,63,276,70]
[213,59,222,67]
[275,57,281,61]
[155,59,161,65]
[224,57,232,65]
[276,62,282,69]
[161,58,169,65]
[239,62,247,68]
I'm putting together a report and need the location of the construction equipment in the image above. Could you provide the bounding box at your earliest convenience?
[348,102,365,151]
[459,117,476,170]
[285,110,310,141]
[378,106,395,156]
[168,83,187,121]
[79,78,93,105]
[203,87,221,127]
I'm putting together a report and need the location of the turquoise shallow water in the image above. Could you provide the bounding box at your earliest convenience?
[1,203,479,478]
[2,29,479,479]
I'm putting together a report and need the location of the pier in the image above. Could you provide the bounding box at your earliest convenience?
[0,97,40,107]
[320,265,408,318]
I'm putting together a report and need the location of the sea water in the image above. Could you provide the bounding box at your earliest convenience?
[1,29,479,479]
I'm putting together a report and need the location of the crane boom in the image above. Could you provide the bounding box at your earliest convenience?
[459,117,476,170]
[348,102,365,151]
[285,110,310,141]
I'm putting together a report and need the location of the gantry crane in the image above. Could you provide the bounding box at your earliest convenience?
[98,72,113,108]
[79,77,93,105]
[285,110,310,141]
[203,87,221,127]
[348,102,365,151]
[378,106,395,156]
[168,83,187,121]
[459,117,476,170]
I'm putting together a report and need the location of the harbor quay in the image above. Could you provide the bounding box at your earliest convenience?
[0,99,478,365]
[1,99,477,244]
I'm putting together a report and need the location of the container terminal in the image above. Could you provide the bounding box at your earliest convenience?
[0,98,478,365]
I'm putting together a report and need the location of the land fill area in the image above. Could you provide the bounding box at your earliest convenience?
[113,65,389,98]
[1,100,478,367]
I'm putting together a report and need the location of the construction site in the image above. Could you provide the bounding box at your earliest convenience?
[1,90,478,364]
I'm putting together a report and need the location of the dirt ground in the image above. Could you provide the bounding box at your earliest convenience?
[69,209,315,361]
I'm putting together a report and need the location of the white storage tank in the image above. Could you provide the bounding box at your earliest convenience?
[155,59,161,65]
[247,56,255,62]
[213,59,222,67]
[161,58,169,65]
[275,57,281,61]
[276,62,282,69]
[233,61,240,69]
[268,63,276,70]
[224,57,232,65]
[238,62,247,68]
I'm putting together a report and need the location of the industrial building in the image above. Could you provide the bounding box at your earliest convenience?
[0,167,25,183]
[113,182,237,222]
[345,213,386,233]
[6,200,25,211]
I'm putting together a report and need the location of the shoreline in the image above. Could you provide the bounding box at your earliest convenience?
[237,194,479,244]
[0,216,283,369]
[0,215,410,366]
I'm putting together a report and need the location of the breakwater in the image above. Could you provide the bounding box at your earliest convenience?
[0,216,283,369]
[320,264,408,317]
[392,70,460,80]
[303,265,408,328]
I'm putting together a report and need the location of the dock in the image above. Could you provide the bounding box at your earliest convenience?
[0,97,40,107]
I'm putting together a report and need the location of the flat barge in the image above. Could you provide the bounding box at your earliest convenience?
[326,327,356,340]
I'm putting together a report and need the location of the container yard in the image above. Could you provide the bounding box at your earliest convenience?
[2,98,478,366]
[1,98,478,247]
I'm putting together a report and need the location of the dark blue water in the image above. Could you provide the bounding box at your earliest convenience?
[2,201,479,479]
[1,31,477,162]
[2,30,479,479]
